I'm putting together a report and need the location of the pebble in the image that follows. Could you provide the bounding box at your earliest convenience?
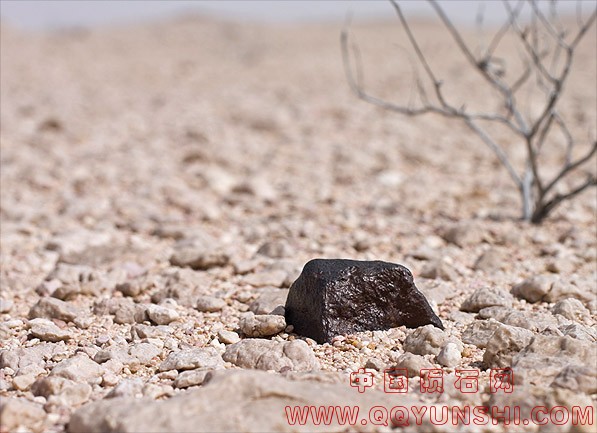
[0,397,46,433]
[169,236,229,270]
[0,298,13,313]
[436,342,461,367]
[50,354,105,385]
[28,318,71,342]
[129,343,161,365]
[551,298,591,322]
[419,258,458,281]
[249,288,289,315]
[158,347,224,371]
[217,329,240,345]
[403,324,456,356]
[243,270,288,288]
[146,304,180,325]
[222,339,319,372]
[391,352,434,377]
[28,297,80,322]
[239,312,286,337]
[473,248,503,271]
[483,324,533,368]
[460,286,513,312]
[173,369,211,388]
[196,295,227,312]
[32,376,92,407]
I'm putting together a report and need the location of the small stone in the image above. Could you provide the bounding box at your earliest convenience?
[169,236,229,270]
[512,334,596,388]
[0,298,13,313]
[256,240,290,259]
[285,259,443,344]
[403,324,456,356]
[461,319,503,348]
[473,248,503,271]
[73,315,94,329]
[419,258,458,281]
[239,312,286,338]
[249,288,289,314]
[146,304,179,325]
[440,222,484,247]
[173,369,211,388]
[28,297,80,322]
[28,318,71,342]
[217,330,240,345]
[551,365,597,394]
[511,275,555,303]
[436,342,461,367]
[0,398,46,433]
[391,352,435,377]
[12,373,37,391]
[244,270,288,288]
[483,325,534,368]
[460,287,513,312]
[223,339,319,372]
[364,357,386,371]
[129,343,161,365]
[196,295,226,313]
[50,354,105,385]
[130,324,173,340]
[31,376,92,407]
[94,347,139,371]
[552,298,591,322]
[159,347,224,372]
[106,378,144,399]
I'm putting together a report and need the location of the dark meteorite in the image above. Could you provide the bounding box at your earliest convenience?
[285,259,443,343]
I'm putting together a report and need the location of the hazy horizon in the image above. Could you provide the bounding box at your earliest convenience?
[1,0,586,31]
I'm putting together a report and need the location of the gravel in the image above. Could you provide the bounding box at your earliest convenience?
[1,15,595,433]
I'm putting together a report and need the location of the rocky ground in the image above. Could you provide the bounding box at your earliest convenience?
[0,13,595,433]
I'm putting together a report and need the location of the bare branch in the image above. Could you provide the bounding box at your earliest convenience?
[532,174,597,223]
[542,140,597,196]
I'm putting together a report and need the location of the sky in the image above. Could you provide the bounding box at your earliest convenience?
[0,1,587,30]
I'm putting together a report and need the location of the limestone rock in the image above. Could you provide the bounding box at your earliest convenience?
[217,330,240,345]
[461,319,503,348]
[169,236,229,270]
[403,324,456,356]
[68,369,419,433]
[239,312,286,337]
[195,295,226,313]
[173,369,211,388]
[460,287,513,312]
[0,397,46,433]
[159,347,223,372]
[146,304,179,325]
[483,325,533,368]
[391,352,434,377]
[551,298,591,322]
[249,288,288,315]
[436,342,461,367]
[32,376,92,407]
[50,355,105,385]
[222,339,318,372]
[285,259,443,344]
[29,297,80,322]
[28,318,71,342]
[512,334,597,389]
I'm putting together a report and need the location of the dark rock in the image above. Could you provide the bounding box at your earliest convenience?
[285,259,443,343]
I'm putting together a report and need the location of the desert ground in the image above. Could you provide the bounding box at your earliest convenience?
[0,10,595,433]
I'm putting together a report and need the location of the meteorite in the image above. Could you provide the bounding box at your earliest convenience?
[285,259,443,343]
